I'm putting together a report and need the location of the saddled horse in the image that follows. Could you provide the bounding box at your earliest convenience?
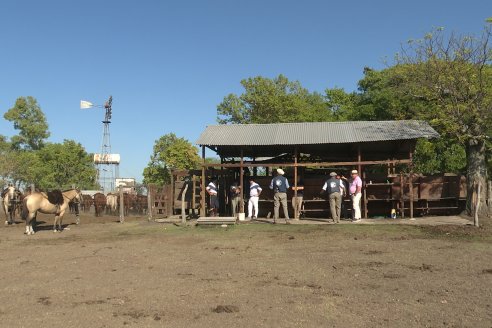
[22,189,82,235]
[2,185,21,225]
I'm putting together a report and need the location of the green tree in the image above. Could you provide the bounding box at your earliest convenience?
[324,87,358,120]
[413,139,466,174]
[143,133,201,185]
[4,96,50,150]
[34,140,98,189]
[351,66,466,174]
[392,25,492,215]
[217,74,331,124]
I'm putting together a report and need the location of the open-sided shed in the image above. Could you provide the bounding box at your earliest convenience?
[196,120,442,219]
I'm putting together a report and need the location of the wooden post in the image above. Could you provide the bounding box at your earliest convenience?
[240,149,244,213]
[363,171,368,219]
[400,173,405,219]
[170,171,175,215]
[409,151,414,219]
[181,183,188,224]
[119,185,124,223]
[357,144,362,177]
[147,184,153,222]
[201,146,206,217]
[294,146,298,220]
[488,180,492,218]
[220,157,224,216]
[474,181,480,227]
[192,174,196,218]
[358,144,367,219]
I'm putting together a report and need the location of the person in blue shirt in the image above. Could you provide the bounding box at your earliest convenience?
[269,168,290,224]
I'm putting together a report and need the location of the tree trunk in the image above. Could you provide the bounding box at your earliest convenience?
[466,139,488,217]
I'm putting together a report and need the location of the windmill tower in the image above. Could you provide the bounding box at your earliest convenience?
[81,96,120,193]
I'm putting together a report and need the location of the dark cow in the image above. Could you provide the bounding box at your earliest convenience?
[93,193,106,217]
[80,194,93,213]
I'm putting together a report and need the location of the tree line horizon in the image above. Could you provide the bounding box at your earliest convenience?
[2,23,491,216]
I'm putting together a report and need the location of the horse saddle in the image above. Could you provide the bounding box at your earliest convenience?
[47,190,64,206]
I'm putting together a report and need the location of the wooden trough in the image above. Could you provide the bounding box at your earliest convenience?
[196,216,237,226]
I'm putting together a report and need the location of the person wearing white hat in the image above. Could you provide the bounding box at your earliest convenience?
[349,170,363,221]
[269,168,290,223]
[321,172,342,223]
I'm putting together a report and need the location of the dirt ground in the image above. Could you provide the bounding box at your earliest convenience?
[0,212,491,328]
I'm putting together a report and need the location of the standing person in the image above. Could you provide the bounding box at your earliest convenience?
[229,181,241,217]
[206,177,219,217]
[322,172,342,223]
[270,168,290,224]
[337,174,347,220]
[247,178,262,219]
[349,170,363,221]
[291,178,304,219]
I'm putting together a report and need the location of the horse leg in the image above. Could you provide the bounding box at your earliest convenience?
[53,215,59,232]
[9,204,15,224]
[25,212,36,235]
[3,204,8,225]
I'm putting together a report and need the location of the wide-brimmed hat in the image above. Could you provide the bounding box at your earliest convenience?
[351,170,358,174]
[277,168,285,175]
[330,172,337,177]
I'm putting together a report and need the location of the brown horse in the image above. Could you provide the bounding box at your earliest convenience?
[21,189,82,235]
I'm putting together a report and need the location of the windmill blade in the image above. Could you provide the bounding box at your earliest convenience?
[80,100,93,109]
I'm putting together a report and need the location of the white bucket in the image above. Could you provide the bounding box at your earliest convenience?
[237,213,245,221]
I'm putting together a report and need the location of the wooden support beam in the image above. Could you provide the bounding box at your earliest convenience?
[240,149,244,213]
[201,145,206,217]
[400,173,405,219]
[357,144,367,219]
[147,184,153,222]
[201,159,412,168]
[357,144,362,175]
[294,146,298,220]
[192,174,196,217]
[409,150,414,219]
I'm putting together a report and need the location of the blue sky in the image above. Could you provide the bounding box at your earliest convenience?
[0,0,490,182]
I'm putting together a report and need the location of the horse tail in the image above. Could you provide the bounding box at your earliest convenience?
[21,197,28,221]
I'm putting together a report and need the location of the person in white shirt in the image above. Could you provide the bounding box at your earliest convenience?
[206,177,219,217]
[248,178,262,219]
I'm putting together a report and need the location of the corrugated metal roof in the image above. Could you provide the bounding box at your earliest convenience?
[196,120,439,146]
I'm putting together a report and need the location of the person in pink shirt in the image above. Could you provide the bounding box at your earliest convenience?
[349,170,363,221]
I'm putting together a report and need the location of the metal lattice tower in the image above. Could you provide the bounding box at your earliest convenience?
[97,96,119,193]
[81,96,121,193]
